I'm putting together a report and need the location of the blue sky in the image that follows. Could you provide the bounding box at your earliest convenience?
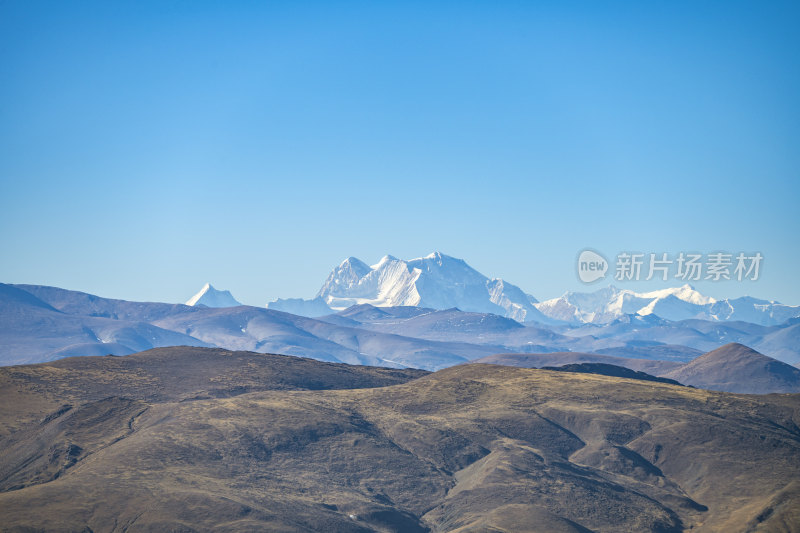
[1,1,798,306]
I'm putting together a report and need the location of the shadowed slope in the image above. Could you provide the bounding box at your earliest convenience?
[472,351,683,376]
[540,362,684,386]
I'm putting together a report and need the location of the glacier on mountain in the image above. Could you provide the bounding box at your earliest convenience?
[267,252,548,322]
[264,253,800,326]
[534,284,799,325]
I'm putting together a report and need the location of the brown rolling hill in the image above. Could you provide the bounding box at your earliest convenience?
[661,343,800,394]
[0,347,799,532]
[0,347,427,438]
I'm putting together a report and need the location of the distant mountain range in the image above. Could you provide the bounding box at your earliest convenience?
[536,284,800,326]
[1,283,504,369]
[3,282,800,389]
[2,252,799,393]
[262,252,800,326]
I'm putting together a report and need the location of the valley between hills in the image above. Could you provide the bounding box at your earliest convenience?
[1,347,798,532]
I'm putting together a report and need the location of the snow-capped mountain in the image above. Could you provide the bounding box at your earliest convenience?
[269,252,547,322]
[185,283,242,308]
[264,253,800,326]
[535,284,800,326]
[707,297,800,325]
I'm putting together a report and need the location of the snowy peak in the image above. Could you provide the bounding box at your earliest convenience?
[371,255,399,268]
[535,285,713,323]
[342,256,372,274]
[535,284,799,326]
[318,255,420,305]
[317,257,374,299]
[185,283,242,308]
[266,254,800,326]
[637,284,716,306]
[310,252,545,322]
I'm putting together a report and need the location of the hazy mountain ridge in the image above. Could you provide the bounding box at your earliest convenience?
[4,284,505,370]
[4,283,800,374]
[321,303,800,367]
[0,284,211,365]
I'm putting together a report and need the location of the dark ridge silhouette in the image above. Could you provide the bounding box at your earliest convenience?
[541,362,684,386]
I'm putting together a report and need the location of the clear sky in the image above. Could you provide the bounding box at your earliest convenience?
[1,1,798,306]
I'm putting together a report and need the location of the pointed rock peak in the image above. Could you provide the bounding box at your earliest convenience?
[341,256,365,267]
[426,251,459,261]
[372,255,400,268]
[338,256,371,274]
[669,285,715,305]
[415,251,469,267]
[185,283,242,308]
